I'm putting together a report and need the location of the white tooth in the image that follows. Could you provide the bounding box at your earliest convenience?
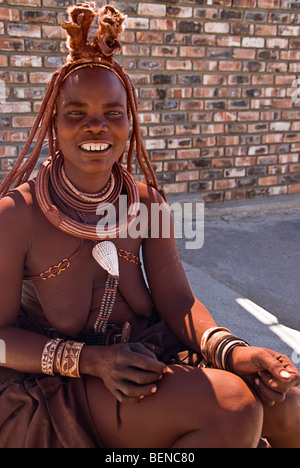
[81,143,109,151]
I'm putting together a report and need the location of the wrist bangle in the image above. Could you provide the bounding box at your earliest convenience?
[200,327,230,359]
[41,338,64,376]
[60,340,85,378]
[223,341,249,372]
[55,340,66,374]
[205,331,233,366]
[200,325,250,372]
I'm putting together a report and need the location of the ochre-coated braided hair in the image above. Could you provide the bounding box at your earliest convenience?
[0,3,165,200]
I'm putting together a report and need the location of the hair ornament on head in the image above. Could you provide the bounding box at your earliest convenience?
[0,2,166,202]
[62,2,127,62]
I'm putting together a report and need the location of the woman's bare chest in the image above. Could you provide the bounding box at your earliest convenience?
[24,216,152,335]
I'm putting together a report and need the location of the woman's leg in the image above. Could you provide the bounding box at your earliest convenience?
[262,387,300,448]
[85,365,263,448]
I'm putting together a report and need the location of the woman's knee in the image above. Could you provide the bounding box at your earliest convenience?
[264,387,300,435]
[209,370,264,446]
[164,366,263,446]
[278,388,300,432]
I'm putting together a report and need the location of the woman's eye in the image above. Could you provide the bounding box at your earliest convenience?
[66,110,85,117]
[107,111,123,116]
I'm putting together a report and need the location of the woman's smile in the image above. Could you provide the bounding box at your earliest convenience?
[79,142,112,153]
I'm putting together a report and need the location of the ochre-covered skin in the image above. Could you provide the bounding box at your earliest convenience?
[0,3,299,449]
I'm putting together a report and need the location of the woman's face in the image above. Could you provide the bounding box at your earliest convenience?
[55,67,130,183]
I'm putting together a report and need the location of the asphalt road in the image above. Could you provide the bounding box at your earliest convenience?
[173,194,300,370]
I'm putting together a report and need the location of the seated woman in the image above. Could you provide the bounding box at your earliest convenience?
[0,3,299,448]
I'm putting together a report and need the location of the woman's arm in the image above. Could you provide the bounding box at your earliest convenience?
[142,195,217,355]
[0,192,49,373]
[142,193,300,402]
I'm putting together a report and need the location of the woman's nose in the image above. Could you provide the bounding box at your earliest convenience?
[84,116,108,133]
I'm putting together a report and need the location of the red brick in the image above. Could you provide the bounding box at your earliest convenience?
[137,32,163,44]
[12,115,35,127]
[166,60,192,71]
[219,61,242,72]
[126,17,149,30]
[163,183,188,194]
[224,168,246,178]
[176,171,199,182]
[201,124,224,134]
[258,176,279,186]
[255,25,277,36]
[204,22,230,34]
[0,55,8,66]
[233,0,256,6]
[10,55,42,67]
[1,101,31,113]
[7,23,41,38]
[288,184,300,194]
[238,111,260,121]
[177,149,200,160]
[7,0,40,4]
[164,162,187,172]
[203,75,227,86]
[0,38,24,51]
[214,179,236,189]
[0,146,17,157]
[150,19,176,31]
[179,46,205,58]
[224,190,246,201]
[258,0,280,7]
[138,3,166,17]
[0,8,19,21]
[167,6,192,18]
[236,157,257,166]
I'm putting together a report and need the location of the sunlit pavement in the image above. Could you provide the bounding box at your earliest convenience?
[174,194,300,371]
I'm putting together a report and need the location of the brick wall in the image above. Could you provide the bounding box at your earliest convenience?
[1,0,300,202]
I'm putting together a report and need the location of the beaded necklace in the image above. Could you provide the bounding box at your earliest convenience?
[61,164,115,204]
[35,151,140,240]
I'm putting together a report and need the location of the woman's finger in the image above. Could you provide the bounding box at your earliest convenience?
[126,344,167,375]
[118,366,164,386]
[116,379,159,403]
[255,349,300,386]
[254,376,286,406]
[259,370,291,394]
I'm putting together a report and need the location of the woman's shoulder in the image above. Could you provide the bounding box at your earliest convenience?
[136,181,166,207]
[0,181,35,233]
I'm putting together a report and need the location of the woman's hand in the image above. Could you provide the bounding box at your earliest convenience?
[82,342,167,403]
[228,346,300,406]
